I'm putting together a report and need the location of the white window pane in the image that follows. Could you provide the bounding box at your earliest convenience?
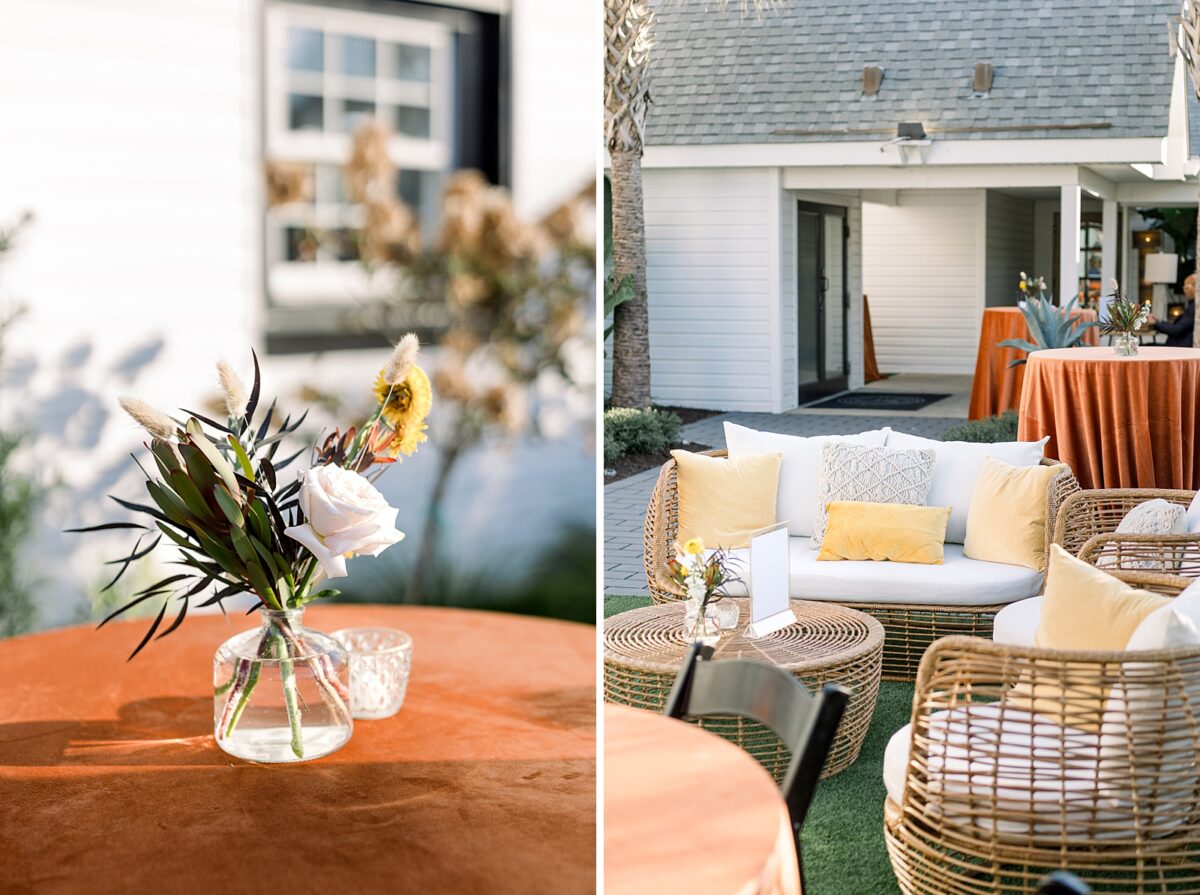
[396,105,430,138]
[288,27,323,72]
[392,44,431,82]
[285,226,318,262]
[340,35,376,77]
[288,93,324,131]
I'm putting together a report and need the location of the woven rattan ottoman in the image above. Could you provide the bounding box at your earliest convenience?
[604,599,884,779]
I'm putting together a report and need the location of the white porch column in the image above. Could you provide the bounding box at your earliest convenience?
[1059,185,1081,305]
[1100,199,1118,321]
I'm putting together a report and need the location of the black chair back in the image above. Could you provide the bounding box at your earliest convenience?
[663,641,849,888]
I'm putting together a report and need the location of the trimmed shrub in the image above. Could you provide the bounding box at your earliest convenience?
[603,407,682,461]
[940,410,1019,443]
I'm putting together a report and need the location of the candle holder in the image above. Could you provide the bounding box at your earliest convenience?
[332,627,413,720]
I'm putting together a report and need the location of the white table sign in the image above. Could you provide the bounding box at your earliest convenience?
[744,522,796,639]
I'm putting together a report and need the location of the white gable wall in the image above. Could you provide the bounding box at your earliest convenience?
[862,189,985,374]
[640,167,777,411]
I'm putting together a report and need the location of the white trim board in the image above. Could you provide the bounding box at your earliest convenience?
[642,138,1169,170]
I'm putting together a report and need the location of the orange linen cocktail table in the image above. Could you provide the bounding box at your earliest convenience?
[1018,346,1200,490]
[968,306,1099,420]
[0,605,596,894]
[605,703,800,895]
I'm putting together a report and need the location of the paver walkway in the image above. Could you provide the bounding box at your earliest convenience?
[603,412,961,595]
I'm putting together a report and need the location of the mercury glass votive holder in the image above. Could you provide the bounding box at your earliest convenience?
[331,627,413,720]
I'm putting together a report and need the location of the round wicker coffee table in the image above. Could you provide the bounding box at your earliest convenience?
[604,599,884,780]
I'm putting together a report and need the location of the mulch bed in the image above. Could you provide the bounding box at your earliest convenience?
[605,441,713,483]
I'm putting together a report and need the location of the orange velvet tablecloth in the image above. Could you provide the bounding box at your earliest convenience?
[1018,346,1200,490]
[604,704,800,895]
[968,306,1099,420]
[0,606,596,895]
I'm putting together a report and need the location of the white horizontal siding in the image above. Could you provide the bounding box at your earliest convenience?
[642,168,777,411]
[985,191,1036,307]
[862,189,984,374]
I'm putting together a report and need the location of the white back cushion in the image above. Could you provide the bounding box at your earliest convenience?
[886,431,1048,544]
[723,423,889,538]
[1125,578,1200,650]
[1096,499,1187,571]
[1187,491,1200,532]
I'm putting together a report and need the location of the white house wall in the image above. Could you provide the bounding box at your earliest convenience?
[0,0,594,628]
[640,168,778,411]
[985,191,1035,307]
[862,189,984,375]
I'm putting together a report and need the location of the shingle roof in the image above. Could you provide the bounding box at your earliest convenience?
[646,0,1180,146]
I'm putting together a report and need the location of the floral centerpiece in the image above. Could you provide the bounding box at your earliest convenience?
[666,538,738,644]
[1099,281,1151,357]
[68,337,432,762]
[999,272,1097,367]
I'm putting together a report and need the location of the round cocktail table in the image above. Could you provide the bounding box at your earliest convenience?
[603,599,884,779]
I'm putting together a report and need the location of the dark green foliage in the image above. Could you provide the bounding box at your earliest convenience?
[0,430,38,637]
[603,407,682,461]
[1139,208,1196,263]
[336,524,596,623]
[941,410,1019,443]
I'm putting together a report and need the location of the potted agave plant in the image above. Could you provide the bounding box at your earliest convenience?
[999,272,1098,367]
[69,336,432,763]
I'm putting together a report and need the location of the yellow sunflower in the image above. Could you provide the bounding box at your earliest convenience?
[372,364,433,458]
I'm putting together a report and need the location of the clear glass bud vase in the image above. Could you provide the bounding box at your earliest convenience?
[1113,332,1139,357]
[213,607,353,763]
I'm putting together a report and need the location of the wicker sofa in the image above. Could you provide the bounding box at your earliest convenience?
[884,572,1200,895]
[644,448,1080,680]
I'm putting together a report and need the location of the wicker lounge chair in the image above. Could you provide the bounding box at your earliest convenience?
[884,572,1200,895]
[1054,488,1200,576]
[643,449,1080,680]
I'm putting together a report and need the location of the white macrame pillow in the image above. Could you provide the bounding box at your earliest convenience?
[1096,499,1187,570]
[811,442,937,549]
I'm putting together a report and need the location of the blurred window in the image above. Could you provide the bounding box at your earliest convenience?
[263,1,504,353]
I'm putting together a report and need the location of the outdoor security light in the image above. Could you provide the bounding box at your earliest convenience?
[897,122,926,140]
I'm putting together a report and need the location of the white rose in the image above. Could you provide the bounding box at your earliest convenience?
[284,465,405,580]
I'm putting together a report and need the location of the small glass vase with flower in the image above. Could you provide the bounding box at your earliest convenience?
[666,538,740,645]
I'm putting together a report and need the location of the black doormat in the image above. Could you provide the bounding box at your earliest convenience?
[805,391,950,411]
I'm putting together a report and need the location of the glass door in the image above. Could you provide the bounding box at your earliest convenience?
[796,201,849,403]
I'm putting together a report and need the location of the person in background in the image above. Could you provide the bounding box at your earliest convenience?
[1148,273,1196,347]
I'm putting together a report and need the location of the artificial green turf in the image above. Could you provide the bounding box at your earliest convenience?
[603,595,911,894]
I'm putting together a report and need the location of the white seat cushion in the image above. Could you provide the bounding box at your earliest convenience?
[717,540,1042,606]
[886,431,1048,544]
[992,597,1043,646]
[884,704,1139,841]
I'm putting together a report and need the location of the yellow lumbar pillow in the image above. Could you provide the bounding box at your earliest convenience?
[817,502,951,565]
[963,457,1066,571]
[672,450,782,550]
[1036,544,1169,651]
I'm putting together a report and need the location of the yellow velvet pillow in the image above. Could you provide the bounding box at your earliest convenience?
[1011,546,1170,731]
[817,502,951,564]
[1035,544,1169,651]
[672,450,782,549]
[962,458,1066,571]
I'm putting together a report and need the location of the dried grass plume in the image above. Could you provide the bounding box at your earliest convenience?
[384,333,420,385]
[119,396,176,440]
[216,358,249,418]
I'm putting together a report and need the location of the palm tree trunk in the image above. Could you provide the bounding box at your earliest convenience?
[609,148,652,407]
